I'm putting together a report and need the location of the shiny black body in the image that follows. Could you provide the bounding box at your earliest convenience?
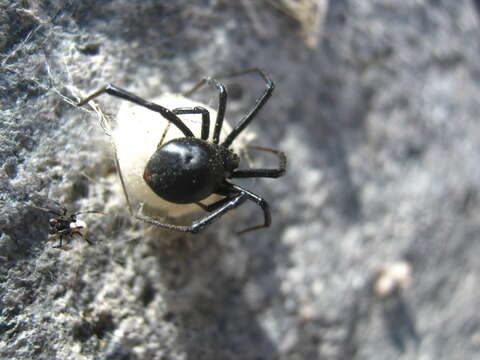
[144,137,240,204]
[77,68,286,233]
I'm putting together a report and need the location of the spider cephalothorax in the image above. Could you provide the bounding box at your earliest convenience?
[77,68,286,233]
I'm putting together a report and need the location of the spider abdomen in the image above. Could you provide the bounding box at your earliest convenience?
[143,137,226,204]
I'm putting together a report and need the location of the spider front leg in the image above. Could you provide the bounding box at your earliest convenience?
[136,192,248,233]
[76,84,195,137]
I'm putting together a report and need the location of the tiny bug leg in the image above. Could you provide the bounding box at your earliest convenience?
[72,210,105,216]
[51,234,63,248]
[54,227,82,248]
[72,230,92,246]
[32,205,63,217]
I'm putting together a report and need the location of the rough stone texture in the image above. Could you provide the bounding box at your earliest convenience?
[1,0,480,359]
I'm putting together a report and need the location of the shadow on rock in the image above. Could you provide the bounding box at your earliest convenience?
[147,222,286,360]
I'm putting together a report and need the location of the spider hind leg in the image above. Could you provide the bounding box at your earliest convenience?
[136,192,247,233]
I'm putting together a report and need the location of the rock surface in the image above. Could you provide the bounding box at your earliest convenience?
[1,0,480,359]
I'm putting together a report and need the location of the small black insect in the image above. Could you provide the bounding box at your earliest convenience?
[77,68,286,234]
[34,205,103,248]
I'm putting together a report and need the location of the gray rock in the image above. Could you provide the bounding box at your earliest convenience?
[1,0,480,359]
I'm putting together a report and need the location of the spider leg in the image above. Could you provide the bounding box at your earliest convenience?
[158,121,171,147]
[183,77,227,144]
[112,136,133,214]
[77,84,195,137]
[173,106,211,141]
[72,230,93,245]
[136,192,248,233]
[221,69,274,148]
[51,234,63,248]
[196,194,238,213]
[228,183,272,235]
[72,210,105,216]
[31,205,63,217]
[231,146,287,179]
[51,227,86,248]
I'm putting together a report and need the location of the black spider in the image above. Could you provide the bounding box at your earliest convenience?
[77,68,286,234]
[34,205,102,248]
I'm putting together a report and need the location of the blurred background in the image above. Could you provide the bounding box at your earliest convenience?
[1,0,480,359]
